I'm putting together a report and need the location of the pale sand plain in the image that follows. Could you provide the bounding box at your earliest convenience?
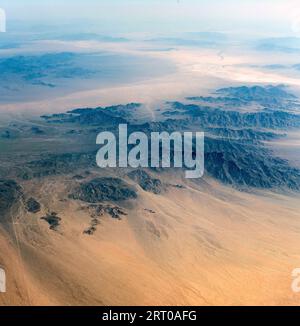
[1,175,299,306]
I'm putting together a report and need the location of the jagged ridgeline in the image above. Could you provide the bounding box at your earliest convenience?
[1,85,300,202]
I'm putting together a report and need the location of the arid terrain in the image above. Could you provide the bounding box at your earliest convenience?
[0,84,300,305]
[1,176,300,306]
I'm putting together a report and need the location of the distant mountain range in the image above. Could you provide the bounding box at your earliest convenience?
[1,85,299,195]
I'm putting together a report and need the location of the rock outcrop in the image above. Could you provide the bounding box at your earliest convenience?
[71,177,137,203]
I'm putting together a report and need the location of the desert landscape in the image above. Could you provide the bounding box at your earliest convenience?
[1,177,300,305]
[1,0,300,307]
[0,84,300,305]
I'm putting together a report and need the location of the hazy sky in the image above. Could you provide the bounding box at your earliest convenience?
[1,0,300,36]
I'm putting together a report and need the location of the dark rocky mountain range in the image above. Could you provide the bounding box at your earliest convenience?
[1,85,300,224]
